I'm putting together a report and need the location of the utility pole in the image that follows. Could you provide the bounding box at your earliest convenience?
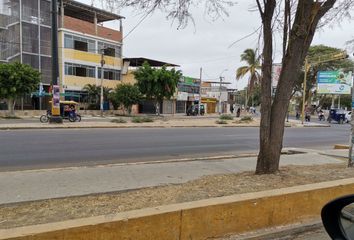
[49,0,62,123]
[219,76,223,115]
[100,49,105,117]
[198,67,202,115]
[301,58,309,124]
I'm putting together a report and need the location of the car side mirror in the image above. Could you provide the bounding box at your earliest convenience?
[322,195,354,240]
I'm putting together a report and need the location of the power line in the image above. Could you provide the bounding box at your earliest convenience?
[123,8,155,41]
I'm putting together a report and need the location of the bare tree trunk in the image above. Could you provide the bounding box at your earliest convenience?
[256,0,336,174]
[155,101,160,116]
[256,0,276,174]
[6,98,15,117]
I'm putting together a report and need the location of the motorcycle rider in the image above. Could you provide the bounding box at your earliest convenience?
[318,109,325,121]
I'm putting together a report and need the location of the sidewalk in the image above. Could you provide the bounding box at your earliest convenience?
[0,117,333,129]
[0,149,344,205]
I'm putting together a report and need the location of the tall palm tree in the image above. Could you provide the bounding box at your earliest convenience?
[236,49,261,107]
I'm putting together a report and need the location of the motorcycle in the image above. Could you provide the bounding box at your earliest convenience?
[305,112,311,122]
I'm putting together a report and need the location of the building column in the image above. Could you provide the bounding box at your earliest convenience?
[94,12,98,35]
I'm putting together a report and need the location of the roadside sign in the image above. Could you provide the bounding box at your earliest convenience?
[317,71,352,95]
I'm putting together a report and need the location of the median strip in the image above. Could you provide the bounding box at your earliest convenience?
[1,178,354,240]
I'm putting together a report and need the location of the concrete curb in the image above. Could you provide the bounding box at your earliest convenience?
[1,178,354,240]
[0,124,262,130]
[334,144,350,150]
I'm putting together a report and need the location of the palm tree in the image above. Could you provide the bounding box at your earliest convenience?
[83,84,113,110]
[83,84,99,109]
[236,49,261,107]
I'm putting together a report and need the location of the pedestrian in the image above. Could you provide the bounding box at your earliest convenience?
[230,105,234,114]
[236,107,241,118]
[296,111,300,120]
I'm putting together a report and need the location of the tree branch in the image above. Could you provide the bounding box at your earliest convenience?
[256,0,264,19]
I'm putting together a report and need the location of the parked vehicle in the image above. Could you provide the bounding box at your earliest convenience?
[327,109,346,124]
[346,111,352,123]
[186,105,205,116]
[40,101,81,123]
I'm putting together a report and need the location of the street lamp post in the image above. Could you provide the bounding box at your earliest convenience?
[100,49,105,117]
[218,69,228,115]
[198,67,202,115]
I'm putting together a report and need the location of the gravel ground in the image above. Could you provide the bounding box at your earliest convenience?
[1,163,354,229]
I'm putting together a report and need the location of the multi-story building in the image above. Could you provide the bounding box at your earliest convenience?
[201,82,229,114]
[176,76,200,114]
[59,0,124,102]
[0,0,52,83]
[122,57,181,114]
[0,0,124,109]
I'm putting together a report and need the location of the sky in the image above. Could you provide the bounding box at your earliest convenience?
[80,0,354,90]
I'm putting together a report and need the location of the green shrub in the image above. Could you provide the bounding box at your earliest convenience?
[215,120,228,124]
[219,114,234,120]
[141,117,154,122]
[240,116,253,122]
[131,117,143,123]
[111,118,127,123]
[131,116,154,123]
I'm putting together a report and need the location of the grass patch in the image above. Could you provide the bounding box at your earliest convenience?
[0,115,22,119]
[240,116,253,122]
[131,116,154,123]
[141,117,154,122]
[111,118,127,123]
[219,114,234,120]
[215,120,228,124]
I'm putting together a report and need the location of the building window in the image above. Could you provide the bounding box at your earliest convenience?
[40,26,51,55]
[98,68,121,80]
[22,22,39,53]
[22,0,39,24]
[98,41,121,58]
[65,63,95,78]
[23,53,39,69]
[64,34,95,53]
[40,0,51,26]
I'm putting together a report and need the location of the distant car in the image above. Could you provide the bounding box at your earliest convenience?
[328,109,346,124]
[346,111,351,123]
[187,105,205,116]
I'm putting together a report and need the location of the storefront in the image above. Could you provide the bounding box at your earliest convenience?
[202,97,217,114]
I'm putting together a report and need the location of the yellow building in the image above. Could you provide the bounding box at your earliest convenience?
[58,0,124,101]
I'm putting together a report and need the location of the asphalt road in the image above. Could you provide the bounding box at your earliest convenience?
[0,125,350,171]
